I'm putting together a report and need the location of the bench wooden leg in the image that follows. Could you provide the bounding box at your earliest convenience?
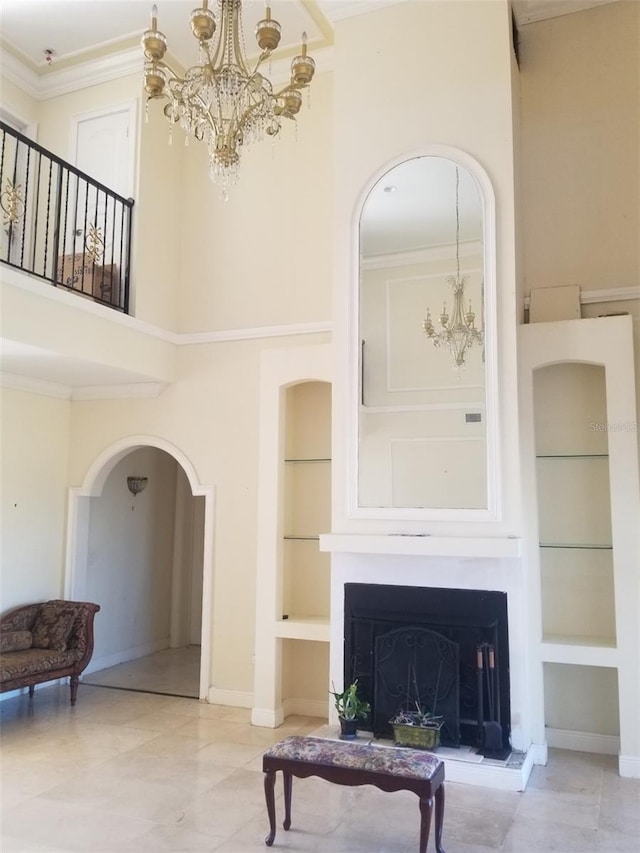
[283,770,292,831]
[264,770,277,846]
[434,784,446,853]
[419,795,433,853]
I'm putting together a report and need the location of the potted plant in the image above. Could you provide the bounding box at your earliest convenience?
[390,700,444,750]
[389,663,444,750]
[330,680,371,739]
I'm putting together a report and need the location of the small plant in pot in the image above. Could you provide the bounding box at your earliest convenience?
[390,701,444,750]
[330,681,371,739]
[390,663,444,751]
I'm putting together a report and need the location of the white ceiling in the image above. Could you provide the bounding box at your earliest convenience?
[0,1,619,71]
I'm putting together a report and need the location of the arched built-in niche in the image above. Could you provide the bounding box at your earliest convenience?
[351,147,499,521]
[64,435,214,701]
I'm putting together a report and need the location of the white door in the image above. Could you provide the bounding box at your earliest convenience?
[61,105,135,291]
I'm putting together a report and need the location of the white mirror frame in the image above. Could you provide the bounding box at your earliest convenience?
[348,145,501,523]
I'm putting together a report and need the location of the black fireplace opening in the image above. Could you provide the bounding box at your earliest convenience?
[344,583,511,755]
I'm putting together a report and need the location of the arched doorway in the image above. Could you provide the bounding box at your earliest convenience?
[64,436,214,701]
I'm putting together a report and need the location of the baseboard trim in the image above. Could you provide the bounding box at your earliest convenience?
[529,742,548,766]
[84,638,169,675]
[546,727,620,755]
[618,754,640,778]
[251,707,285,728]
[207,687,253,708]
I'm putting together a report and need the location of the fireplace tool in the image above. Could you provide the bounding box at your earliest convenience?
[476,643,503,755]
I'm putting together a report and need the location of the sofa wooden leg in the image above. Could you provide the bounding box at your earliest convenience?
[70,675,79,706]
[28,685,35,699]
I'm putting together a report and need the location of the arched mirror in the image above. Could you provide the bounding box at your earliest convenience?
[357,154,495,513]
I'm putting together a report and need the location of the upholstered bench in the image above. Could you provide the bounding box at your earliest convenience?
[262,735,445,852]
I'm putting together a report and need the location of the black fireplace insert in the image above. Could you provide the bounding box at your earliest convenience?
[343,583,511,754]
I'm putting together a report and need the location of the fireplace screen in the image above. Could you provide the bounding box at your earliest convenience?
[344,583,511,753]
[374,626,460,746]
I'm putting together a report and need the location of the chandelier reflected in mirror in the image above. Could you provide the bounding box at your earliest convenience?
[423,167,484,369]
[141,0,315,188]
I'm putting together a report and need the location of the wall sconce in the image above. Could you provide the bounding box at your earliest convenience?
[127,476,148,497]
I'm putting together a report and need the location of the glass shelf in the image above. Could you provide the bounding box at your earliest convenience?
[283,535,320,541]
[539,543,613,550]
[536,454,608,459]
[284,458,331,463]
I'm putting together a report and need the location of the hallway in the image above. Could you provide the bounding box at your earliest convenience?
[83,646,200,699]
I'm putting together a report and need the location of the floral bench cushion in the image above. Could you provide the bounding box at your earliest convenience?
[264,736,442,780]
[0,647,81,682]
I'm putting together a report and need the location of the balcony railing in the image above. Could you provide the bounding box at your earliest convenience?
[0,121,134,313]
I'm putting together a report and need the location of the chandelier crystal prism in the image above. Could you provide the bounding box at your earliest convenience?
[141,0,315,188]
[423,167,484,369]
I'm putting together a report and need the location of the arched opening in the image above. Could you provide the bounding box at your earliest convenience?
[64,436,214,701]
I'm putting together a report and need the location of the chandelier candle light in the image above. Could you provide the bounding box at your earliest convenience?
[423,167,484,369]
[141,0,315,188]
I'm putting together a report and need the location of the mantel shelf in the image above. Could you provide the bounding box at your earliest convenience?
[319,533,521,558]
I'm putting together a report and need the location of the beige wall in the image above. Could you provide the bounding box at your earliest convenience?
[0,389,70,609]
[519,0,639,293]
[175,71,333,333]
[519,0,640,435]
[66,333,330,693]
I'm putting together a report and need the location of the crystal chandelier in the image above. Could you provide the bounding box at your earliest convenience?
[141,0,315,188]
[423,167,484,369]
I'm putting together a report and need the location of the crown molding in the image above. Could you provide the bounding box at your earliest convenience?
[1,42,335,102]
[71,382,166,401]
[8,47,143,101]
[362,240,482,271]
[0,371,71,400]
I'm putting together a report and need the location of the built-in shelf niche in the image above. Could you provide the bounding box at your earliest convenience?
[534,362,617,648]
[282,382,331,625]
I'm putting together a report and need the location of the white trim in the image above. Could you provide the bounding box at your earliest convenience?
[180,320,333,344]
[0,371,71,399]
[362,240,482,271]
[320,533,521,558]
[251,706,285,728]
[529,741,548,766]
[72,383,166,400]
[361,402,485,413]
[545,727,620,756]
[207,687,253,708]
[64,435,215,703]
[2,42,336,101]
[348,146,501,524]
[619,754,640,779]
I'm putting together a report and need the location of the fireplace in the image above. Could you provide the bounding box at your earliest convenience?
[344,583,511,755]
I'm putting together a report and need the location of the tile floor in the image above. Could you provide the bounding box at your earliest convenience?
[1,681,638,852]
[83,646,201,699]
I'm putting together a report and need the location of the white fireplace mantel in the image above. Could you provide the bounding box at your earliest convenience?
[320,533,521,559]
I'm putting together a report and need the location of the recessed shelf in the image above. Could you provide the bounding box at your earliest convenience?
[540,638,618,668]
[284,458,331,463]
[283,535,320,541]
[536,454,608,459]
[274,616,330,642]
[539,543,613,550]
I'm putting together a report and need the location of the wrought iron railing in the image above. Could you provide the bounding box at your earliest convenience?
[0,121,134,313]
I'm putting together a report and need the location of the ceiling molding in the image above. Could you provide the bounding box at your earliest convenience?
[1,42,335,101]
[1,371,71,400]
[71,382,166,401]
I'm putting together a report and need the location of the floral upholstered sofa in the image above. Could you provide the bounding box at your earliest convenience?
[0,600,100,705]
